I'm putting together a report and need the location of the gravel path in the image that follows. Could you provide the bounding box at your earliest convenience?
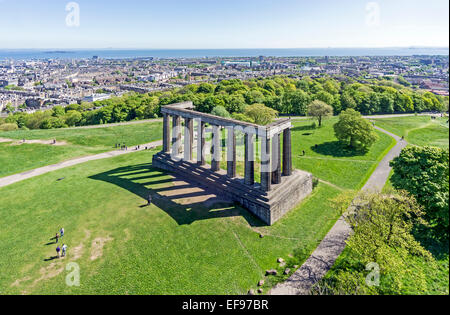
[269,127,408,295]
[0,141,162,188]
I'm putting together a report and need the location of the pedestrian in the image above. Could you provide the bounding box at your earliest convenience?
[56,245,61,258]
[147,193,152,206]
[62,244,67,257]
[60,227,64,238]
[55,233,59,244]
[302,150,306,156]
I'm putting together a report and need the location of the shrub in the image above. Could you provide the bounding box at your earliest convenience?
[0,123,18,131]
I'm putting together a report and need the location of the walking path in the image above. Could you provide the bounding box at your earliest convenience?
[270,127,408,295]
[0,141,162,189]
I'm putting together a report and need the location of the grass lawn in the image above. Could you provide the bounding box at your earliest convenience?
[0,122,162,178]
[372,116,449,149]
[0,149,344,295]
[291,118,395,190]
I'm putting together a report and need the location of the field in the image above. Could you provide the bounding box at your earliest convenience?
[372,116,449,149]
[0,117,395,294]
[0,122,162,177]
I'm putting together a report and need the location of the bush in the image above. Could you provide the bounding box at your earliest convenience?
[0,123,18,131]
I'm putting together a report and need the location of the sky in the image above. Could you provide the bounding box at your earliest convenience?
[0,0,448,49]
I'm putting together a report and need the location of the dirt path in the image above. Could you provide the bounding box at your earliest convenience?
[270,127,407,295]
[0,141,162,188]
[0,137,67,146]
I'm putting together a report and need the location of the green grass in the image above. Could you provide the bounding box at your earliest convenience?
[0,149,343,295]
[291,118,396,189]
[373,116,449,149]
[0,116,397,294]
[0,122,162,177]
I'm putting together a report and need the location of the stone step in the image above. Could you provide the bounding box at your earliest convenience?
[153,153,312,209]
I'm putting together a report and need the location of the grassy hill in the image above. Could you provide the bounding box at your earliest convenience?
[0,117,397,294]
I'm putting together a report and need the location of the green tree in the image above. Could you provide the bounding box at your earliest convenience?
[244,103,278,125]
[343,191,432,294]
[390,146,449,236]
[307,100,333,127]
[333,109,378,151]
[64,110,82,127]
[283,90,310,115]
[211,106,231,118]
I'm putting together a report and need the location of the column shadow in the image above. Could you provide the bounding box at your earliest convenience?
[89,163,265,227]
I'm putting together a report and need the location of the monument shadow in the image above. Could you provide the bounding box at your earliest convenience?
[89,163,265,227]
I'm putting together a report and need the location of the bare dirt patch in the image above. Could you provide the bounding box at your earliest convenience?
[32,263,65,287]
[90,236,113,261]
[10,276,31,288]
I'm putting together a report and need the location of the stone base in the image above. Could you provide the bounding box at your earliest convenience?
[152,152,313,225]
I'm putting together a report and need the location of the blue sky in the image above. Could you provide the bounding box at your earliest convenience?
[0,0,448,49]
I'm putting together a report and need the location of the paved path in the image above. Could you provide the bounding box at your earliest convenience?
[0,141,162,189]
[270,127,408,295]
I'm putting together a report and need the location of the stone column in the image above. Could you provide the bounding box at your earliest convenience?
[226,127,236,178]
[162,113,171,153]
[171,115,181,158]
[197,121,206,166]
[244,133,255,186]
[261,135,271,192]
[184,117,193,161]
[272,133,281,185]
[283,128,293,177]
[211,125,221,172]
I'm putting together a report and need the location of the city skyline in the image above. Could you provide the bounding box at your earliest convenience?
[0,0,448,49]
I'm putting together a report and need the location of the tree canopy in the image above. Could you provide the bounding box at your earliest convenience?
[307,100,333,127]
[390,146,449,236]
[334,109,378,151]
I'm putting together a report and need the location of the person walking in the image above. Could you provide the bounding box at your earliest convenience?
[56,245,61,258]
[60,228,64,239]
[147,193,152,206]
[62,244,67,257]
[55,233,60,244]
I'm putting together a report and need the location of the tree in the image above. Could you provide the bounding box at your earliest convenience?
[244,103,278,125]
[333,108,378,151]
[64,110,82,127]
[211,106,231,118]
[307,100,333,127]
[232,113,255,124]
[342,191,432,294]
[283,90,310,115]
[390,146,449,236]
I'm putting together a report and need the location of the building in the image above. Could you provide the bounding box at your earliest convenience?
[82,93,112,102]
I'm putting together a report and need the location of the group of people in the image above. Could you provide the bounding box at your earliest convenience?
[115,143,128,151]
[54,227,68,259]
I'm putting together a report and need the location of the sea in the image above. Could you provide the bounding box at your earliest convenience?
[0,48,449,60]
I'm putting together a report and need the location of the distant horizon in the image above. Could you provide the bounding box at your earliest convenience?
[1,46,449,51]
